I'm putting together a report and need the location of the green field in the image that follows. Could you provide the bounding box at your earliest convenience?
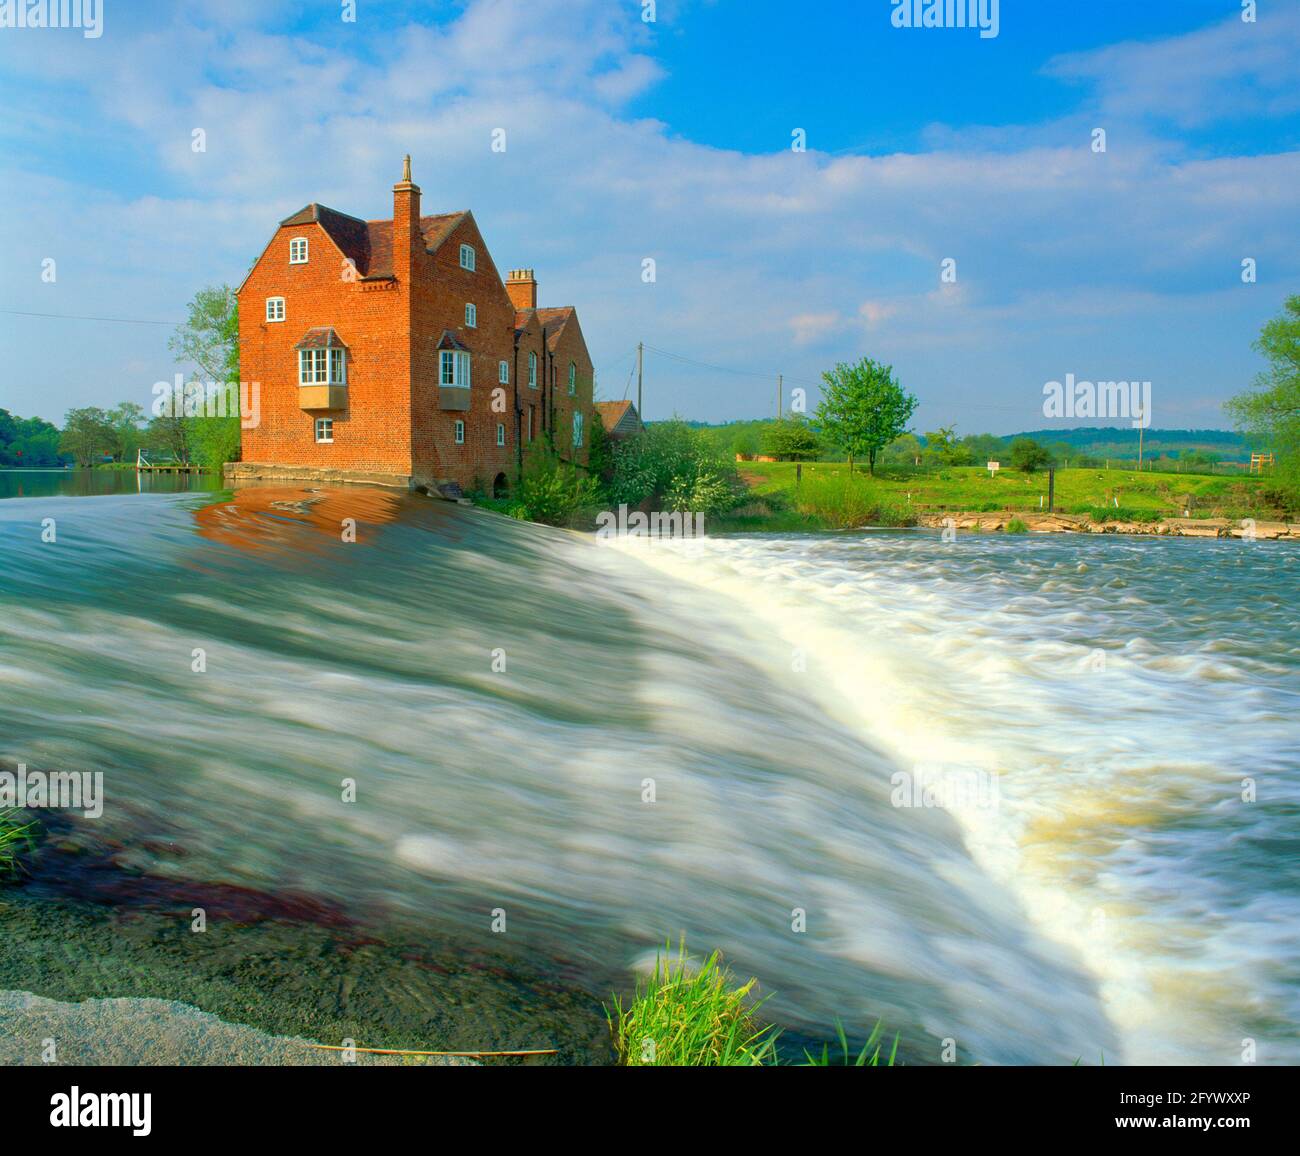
[724,462,1284,531]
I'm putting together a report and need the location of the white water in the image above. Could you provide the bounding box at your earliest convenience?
[599,530,1300,1065]
[2,493,1296,1064]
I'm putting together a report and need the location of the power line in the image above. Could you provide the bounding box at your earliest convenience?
[0,308,181,326]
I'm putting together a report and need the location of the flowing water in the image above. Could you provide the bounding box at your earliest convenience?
[0,482,1296,1064]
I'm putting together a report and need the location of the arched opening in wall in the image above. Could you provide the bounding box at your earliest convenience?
[492,472,509,499]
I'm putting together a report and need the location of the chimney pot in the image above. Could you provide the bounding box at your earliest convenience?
[506,268,537,311]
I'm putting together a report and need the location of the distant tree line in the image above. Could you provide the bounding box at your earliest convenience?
[0,409,63,467]
[3,285,242,473]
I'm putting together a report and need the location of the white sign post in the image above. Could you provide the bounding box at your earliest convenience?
[987,461,1000,477]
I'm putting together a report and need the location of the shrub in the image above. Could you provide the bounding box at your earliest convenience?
[759,417,821,461]
[608,420,742,516]
[1010,438,1053,473]
[508,448,601,526]
[1006,518,1029,533]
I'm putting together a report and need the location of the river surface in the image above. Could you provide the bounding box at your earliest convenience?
[0,481,1296,1064]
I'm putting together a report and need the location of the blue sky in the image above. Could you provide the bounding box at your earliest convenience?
[1,0,1298,434]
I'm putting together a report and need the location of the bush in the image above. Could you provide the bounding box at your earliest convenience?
[1006,518,1029,533]
[608,420,742,516]
[507,448,601,526]
[1010,438,1053,473]
[759,417,821,461]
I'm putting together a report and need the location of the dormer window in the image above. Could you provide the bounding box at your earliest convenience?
[528,351,537,388]
[465,303,477,328]
[459,244,476,271]
[289,237,308,264]
[266,297,285,322]
[568,362,577,395]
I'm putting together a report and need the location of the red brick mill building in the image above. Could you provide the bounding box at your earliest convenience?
[231,157,594,496]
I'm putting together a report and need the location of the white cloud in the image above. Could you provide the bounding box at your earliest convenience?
[1,0,1296,433]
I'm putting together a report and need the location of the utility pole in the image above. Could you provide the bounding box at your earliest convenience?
[776,374,782,420]
[1137,405,1145,471]
[636,343,643,418]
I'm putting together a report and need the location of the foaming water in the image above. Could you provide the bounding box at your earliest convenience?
[1,488,1296,1064]
[609,529,1300,1064]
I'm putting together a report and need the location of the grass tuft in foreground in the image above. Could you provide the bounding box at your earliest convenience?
[606,940,900,1067]
[0,809,37,878]
[802,1019,899,1066]
[605,941,780,1066]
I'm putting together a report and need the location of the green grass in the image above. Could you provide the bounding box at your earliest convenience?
[0,809,37,878]
[605,942,779,1066]
[737,462,1285,523]
[605,941,899,1067]
[1005,518,1029,534]
[802,1020,899,1066]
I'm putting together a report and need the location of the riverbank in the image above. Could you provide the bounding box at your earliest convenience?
[914,511,1300,539]
[711,461,1295,537]
[0,824,609,1065]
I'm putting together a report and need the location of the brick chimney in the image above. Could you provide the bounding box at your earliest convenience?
[392,154,421,286]
[506,268,537,311]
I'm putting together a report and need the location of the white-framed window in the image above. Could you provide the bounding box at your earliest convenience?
[454,420,465,445]
[499,360,509,384]
[496,422,505,447]
[568,362,577,395]
[315,417,333,443]
[298,347,347,385]
[528,351,537,388]
[464,303,477,328]
[459,244,475,271]
[266,297,285,323]
[572,411,583,448]
[439,350,471,388]
[290,237,308,264]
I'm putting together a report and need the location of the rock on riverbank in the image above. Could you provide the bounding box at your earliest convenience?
[915,513,1299,539]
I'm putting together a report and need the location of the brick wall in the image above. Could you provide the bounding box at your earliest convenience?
[239,224,413,478]
[237,169,594,494]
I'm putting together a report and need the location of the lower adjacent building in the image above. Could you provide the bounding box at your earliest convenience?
[231,157,594,495]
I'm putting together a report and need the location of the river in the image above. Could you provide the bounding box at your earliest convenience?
[0,476,1296,1064]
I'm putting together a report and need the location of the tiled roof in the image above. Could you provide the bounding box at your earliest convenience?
[278,204,467,280]
[595,400,642,435]
[437,330,471,352]
[294,327,347,350]
[281,204,374,275]
[514,305,576,353]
